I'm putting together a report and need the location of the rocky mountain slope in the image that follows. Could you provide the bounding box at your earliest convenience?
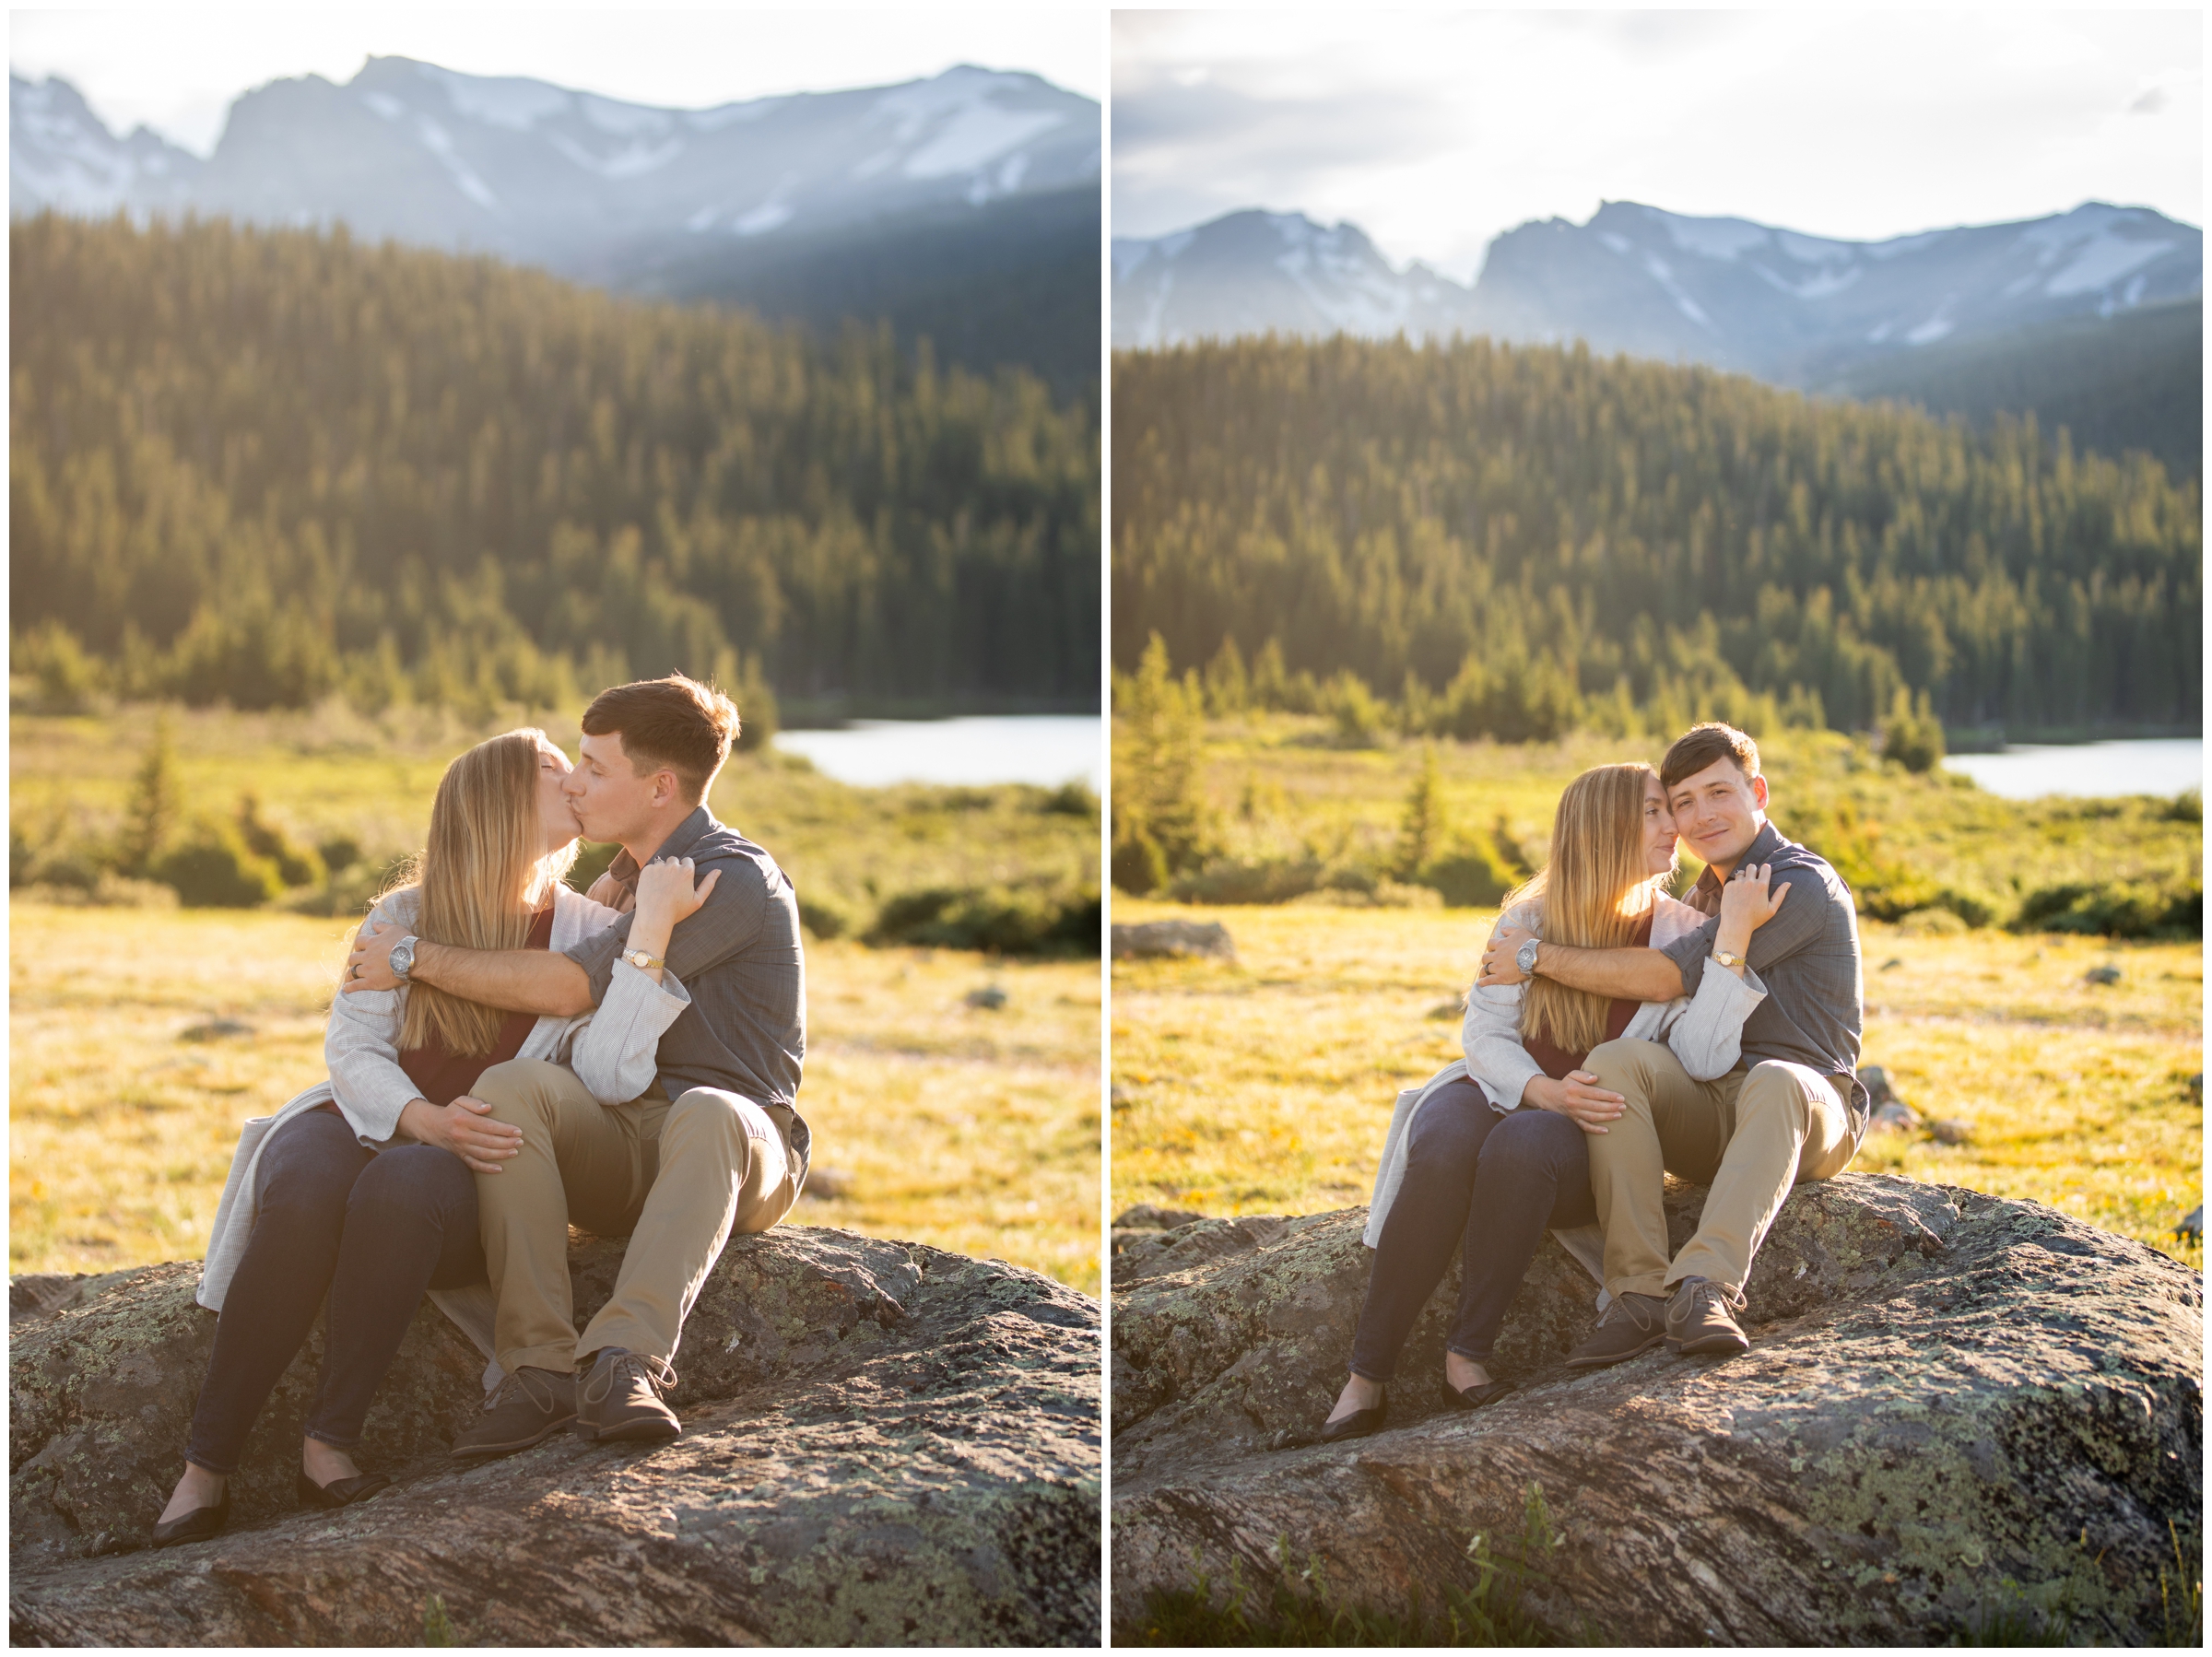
[12,59,1103,392]
[1112,198,2202,390]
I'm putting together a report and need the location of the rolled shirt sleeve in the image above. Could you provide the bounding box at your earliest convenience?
[563,962,693,1106]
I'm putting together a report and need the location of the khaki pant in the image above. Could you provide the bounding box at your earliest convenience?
[1584,1039,1857,1300]
[469,1059,798,1375]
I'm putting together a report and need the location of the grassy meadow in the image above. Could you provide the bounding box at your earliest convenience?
[1111,723,2202,1271]
[9,704,1102,1294]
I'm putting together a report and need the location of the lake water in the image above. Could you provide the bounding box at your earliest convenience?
[773,714,1102,790]
[1941,738,2202,800]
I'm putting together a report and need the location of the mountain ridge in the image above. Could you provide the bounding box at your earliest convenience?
[1112,198,2203,389]
[12,58,1101,393]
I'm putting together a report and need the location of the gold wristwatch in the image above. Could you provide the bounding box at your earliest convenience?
[622,948,666,972]
[1712,947,1745,970]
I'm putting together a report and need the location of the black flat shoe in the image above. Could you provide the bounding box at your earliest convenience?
[150,1487,230,1548]
[1318,1402,1387,1443]
[1442,1376,1515,1411]
[297,1469,393,1510]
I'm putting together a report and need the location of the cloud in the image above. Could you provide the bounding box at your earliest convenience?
[1112,10,2203,270]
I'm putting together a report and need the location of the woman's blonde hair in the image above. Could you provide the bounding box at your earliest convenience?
[1509,761,1674,1056]
[380,728,580,1058]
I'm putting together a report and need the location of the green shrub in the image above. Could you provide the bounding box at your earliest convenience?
[1169,857,1324,906]
[1112,824,1169,896]
[1043,781,1100,819]
[315,833,364,875]
[291,852,411,919]
[1417,837,1522,908]
[150,822,286,907]
[868,882,1099,956]
[14,618,104,713]
[1880,688,1946,774]
[2014,878,2202,939]
[797,891,855,940]
[236,792,324,887]
[565,840,623,894]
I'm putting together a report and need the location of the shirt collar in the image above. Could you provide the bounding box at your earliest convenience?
[1692,818,1788,894]
[606,805,719,888]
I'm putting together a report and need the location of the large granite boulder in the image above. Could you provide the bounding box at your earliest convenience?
[1112,1174,2201,1645]
[11,1227,1100,1646]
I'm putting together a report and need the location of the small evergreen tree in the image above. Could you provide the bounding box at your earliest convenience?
[120,713,184,876]
[1395,745,1449,878]
[1118,633,1211,874]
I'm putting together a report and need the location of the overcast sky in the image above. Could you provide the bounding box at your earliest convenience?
[1113,10,2203,278]
[10,7,1104,156]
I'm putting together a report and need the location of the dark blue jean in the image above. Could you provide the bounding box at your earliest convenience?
[1347,1078,1597,1382]
[184,1109,486,1475]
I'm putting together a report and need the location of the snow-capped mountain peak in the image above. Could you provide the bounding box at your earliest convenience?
[1114,197,2201,384]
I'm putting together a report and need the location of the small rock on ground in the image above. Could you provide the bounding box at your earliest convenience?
[1111,921,1235,963]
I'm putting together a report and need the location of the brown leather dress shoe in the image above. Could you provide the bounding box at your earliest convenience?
[1562,1290,1669,1370]
[1665,1275,1751,1357]
[451,1366,577,1460]
[575,1347,681,1444]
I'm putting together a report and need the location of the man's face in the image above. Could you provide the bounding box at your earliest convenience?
[1665,757,1768,873]
[564,731,669,846]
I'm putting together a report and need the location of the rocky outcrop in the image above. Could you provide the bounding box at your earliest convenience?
[1110,921,1235,963]
[1112,1174,2201,1645]
[11,1228,1100,1646]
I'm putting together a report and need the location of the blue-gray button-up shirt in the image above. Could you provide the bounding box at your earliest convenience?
[564,806,809,1165]
[1660,820,1868,1127]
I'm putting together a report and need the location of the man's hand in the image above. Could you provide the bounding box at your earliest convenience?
[346,920,406,993]
[1478,923,1535,987]
[1523,1071,1626,1134]
[397,1095,524,1175]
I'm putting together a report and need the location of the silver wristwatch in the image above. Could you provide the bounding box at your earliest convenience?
[1515,937,1541,977]
[388,934,419,981]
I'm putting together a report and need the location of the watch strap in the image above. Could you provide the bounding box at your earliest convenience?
[622,948,666,972]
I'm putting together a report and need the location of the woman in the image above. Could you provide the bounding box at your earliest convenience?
[153,729,712,1545]
[1320,761,1784,1440]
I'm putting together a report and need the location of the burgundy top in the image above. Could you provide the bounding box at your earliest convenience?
[1521,910,1654,1081]
[396,906,556,1106]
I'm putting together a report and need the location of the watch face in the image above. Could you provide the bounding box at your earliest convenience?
[390,940,414,976]
[1517,939,1540,972]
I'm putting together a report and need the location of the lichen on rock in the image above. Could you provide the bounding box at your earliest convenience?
[1110,1172,2201,1645]
[11,1227,1100,1646]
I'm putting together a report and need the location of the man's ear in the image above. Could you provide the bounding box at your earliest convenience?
[1749,773,1770,812]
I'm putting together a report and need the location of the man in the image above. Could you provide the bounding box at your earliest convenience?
[347,675,808,1453]
[1478,721,1864,1368]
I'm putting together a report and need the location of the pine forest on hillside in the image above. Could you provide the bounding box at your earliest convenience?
[1112,335,2200,741]
[11,213,1100,716]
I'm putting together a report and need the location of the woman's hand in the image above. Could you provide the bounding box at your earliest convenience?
[398,1096,524,1175]
[1714,862,1788,968]
[631,856,719,937]
[1522,1071,1626,1134]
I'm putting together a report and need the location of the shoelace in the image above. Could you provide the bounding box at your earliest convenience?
[486,1365,565,1413]
[1677,1277,1747,1315]
[583,1349,678,1407]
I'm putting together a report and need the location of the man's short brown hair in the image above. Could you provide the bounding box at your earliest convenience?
[582,675,741,804]
[1661,723,1761,792]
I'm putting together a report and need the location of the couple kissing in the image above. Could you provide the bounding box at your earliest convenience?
[156,674,808,1545]
[1324,722,1865,1440]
